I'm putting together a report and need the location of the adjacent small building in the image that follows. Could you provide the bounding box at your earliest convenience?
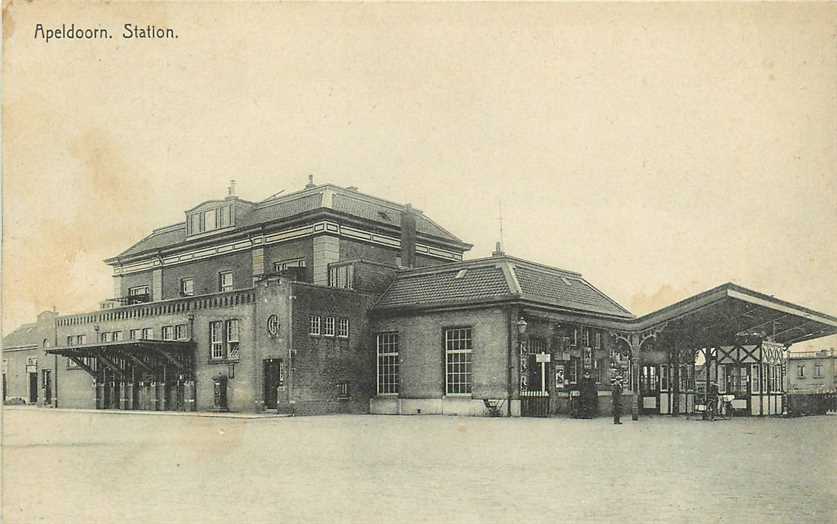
[787,348,836,394]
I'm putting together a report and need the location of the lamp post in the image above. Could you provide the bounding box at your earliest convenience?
[516,317,527,415]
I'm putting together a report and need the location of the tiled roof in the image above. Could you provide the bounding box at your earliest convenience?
[331,193,460,241]
[374,265,511,308]
[118,225,187,258]
[113,184,467,260]
[514,266,633,318]
[374,256,633,319]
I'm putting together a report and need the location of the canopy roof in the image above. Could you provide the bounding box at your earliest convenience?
[47,340,195,378]
[628,283,837,347]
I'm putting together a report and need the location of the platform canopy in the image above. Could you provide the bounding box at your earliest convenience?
[629,283,837,348]
[46,340,195,380]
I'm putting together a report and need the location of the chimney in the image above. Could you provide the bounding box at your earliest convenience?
[492,241,505,257]
[400,204,417,268]
[305,174,316,189]
[227,179,237,198]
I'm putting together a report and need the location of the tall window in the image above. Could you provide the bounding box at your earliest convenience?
[567,357,579,384]
[328,264,354,289]
[218,271,233,292]
[323,316,335,337]
[162,326,174,341]
[66,335,74,346]
[101,332,112,343]
[594,332,602,350]
[582,328,591,347]
[309,315,321,336]
[141,328,153,340]
[210,321,224,360]
[180,278,195,296]
[129,329,141,340]
[337,318,349,338]
[77,334,87,345]
[797,364,805,378]
[174,324,188,341]
[220,206,231,227]
[204,209,217,231]
[226,320,240,361]
[112,331,122,342]
[377,333,399,395]
[814,363,823,378]
[445,327,473,395]
[190,213,201,235]
[752,365,761,393]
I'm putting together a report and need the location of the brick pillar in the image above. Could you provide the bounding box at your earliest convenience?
[150,381,159,411]
[96,382,104,409]
[158,382,166,411]
[119,382,133,409]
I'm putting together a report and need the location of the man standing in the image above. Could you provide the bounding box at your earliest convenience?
[611,371,624,424]
[579,370,597,418]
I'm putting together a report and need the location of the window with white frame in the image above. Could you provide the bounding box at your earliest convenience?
[323,316,335,337]
[141,328,153,340]
[175,324,188,341]
[101,331,112,343]
[328,264,354,289]
[204,209,217,231]
[445,327,473,395]
[76,334,86,345]
[112,331,122,342]
[162,326,174,341]
[220,205,231,228]
[376,333,399,395]
[814,363,823,378]
[66,335,74,346]
[582,328,591,348]
[226,319,240,361]
[129,286,149,297]
[210,321,225,360]
[309,315,321,336]
[337,318,349,338]
[218,271,233,292]
[797,364,805,378]
[274,258,306,272]
[752,365,761,393]
[190,212,201,235]
[129,329,141,340]
[180,278,195,296]
[594,332,602,350]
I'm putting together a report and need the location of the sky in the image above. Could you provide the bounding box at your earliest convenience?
[3,2,836,349]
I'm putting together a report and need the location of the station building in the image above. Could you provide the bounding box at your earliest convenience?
[4,178,837,418]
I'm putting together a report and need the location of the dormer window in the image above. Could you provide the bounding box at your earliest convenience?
[187,204,234,236]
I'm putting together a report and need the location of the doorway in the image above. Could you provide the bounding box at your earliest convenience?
[42,370,52,405]
[28,372,38,404]
[640,364,659,413]
[263,359,284,410]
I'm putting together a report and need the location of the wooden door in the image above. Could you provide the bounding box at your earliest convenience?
[28,372,38,404]
[263,359,283,409]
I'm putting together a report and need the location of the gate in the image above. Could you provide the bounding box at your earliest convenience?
[521,390,550,417]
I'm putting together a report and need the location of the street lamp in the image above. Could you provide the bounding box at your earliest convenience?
[516,317,528,336]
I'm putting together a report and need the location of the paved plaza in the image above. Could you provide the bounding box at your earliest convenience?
[3,409,835,523]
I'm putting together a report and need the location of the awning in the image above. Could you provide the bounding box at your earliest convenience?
[630,283,837,347]
[47,340,195,380]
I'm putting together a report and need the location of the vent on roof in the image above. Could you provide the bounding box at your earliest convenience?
[561,277,572,286]
[454,269,468,279]
[378,211,391,221]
